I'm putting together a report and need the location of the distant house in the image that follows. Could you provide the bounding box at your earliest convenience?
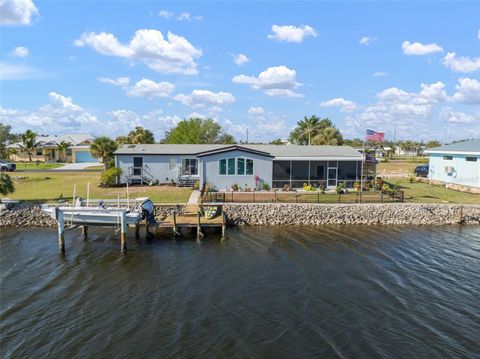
[7,134,98,163]
[114,144,365,190]
[425,139,480,190]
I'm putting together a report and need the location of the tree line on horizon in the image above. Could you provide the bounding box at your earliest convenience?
[0,118,474,172]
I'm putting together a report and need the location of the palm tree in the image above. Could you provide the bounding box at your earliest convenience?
[312,127,344,145]
[21,130,37,162]
[56,141,71,162]
[90,137,118,171]
[289,116,334,145]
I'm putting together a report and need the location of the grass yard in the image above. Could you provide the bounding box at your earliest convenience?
[6,172,192,203]
[387,179,480,204]
[14,162,64,170]
[377,160,428,176]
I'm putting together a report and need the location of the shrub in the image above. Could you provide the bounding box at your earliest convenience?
[261,182,270,191]
[335,182,344,194]
[101,167,122,187]
[193,180,200,190]
[231,183,239,191]
[0,173,15,196]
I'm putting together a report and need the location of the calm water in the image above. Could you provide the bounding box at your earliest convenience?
[1,226,479,358]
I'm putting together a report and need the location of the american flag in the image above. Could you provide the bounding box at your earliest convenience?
[366,129,385,142]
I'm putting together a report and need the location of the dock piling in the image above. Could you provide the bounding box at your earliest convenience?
[120,212,127,253]
[173,210,177,237]
[221,210,226,240]
[196,211,204,241]
[56,207,65,254]
[82,226,88,240]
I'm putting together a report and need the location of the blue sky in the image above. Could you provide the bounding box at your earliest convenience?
[1,0,479,143]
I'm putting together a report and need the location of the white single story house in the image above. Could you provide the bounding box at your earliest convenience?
[425,139,480,189]
[7,134,98,163]
[114,144,365,190]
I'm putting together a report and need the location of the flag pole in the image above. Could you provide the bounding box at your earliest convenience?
[360,129,366,194]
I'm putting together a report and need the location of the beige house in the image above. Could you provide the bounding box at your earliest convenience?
[8,134,98,163]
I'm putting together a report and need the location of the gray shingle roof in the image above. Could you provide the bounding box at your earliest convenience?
[114,144,362,158]
[426,139,480,154]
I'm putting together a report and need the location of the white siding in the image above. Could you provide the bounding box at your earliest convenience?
[428,153,480,188]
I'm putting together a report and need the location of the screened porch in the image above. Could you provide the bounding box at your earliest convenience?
[272,160,360,189]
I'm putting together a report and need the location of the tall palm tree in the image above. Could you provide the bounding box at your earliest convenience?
[90,136,118,171]
[289,116,335,145]
[56,141,71,162]
[312,126,344,145]
[21,130,37,162]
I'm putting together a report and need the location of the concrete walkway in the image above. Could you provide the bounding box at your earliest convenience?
[187,190,201,204]
[51,162,100,171]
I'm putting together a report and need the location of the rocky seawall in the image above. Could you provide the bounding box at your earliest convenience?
[0,204,186,227]
[223,203,480,226]
[1,203,479,227]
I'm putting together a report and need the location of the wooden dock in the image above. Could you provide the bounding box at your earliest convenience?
[51,203,226,254]
[145,204,227,240]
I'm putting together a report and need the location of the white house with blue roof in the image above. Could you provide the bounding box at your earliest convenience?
[114,144,364,190]
[425,139,480,190]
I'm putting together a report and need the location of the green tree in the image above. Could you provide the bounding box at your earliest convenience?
[312,126,344,145]
[269,138,285,145]
[0,173,14,195]
[6,148,17,161]
[163,118,235,144]
[0,124,19,159]
[90,136,118,171]
[56,141,71,162]
[21,129,37,162]
[128,126,155,144]
[426,140,441,148]
[288,116,333,145]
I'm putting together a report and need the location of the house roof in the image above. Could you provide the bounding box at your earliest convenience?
[8,134,94,148]
[196,145,274,158]
[114,144,362,159]
[425,139,480,155]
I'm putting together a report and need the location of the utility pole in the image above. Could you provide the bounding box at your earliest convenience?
[246,128,249,144]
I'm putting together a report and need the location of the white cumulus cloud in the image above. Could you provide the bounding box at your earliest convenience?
[11,46,29,57]
[443,52,480,73]
[402,41,443,55]
[174,89,235,108]
[232,65,303,97]
[97,76,130,88]
[267,25,317,43]
[320,98,358,112]
[0,0,38,26]
[440,107,477,124]
[452,77,480,104]
[233,53,250,66]
[75,29,202,75]
[127,79,175,99]
[359,36,376,45]
[158,10,174,18]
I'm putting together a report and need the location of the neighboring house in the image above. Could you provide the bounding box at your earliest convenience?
[114,144,364,190]
[425,139,480,189]
[7,134,98,163]
[394,146,425,157]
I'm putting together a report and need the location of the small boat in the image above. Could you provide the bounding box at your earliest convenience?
[42,206,143,226]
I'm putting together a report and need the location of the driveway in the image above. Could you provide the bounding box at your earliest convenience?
[52,162,100,171]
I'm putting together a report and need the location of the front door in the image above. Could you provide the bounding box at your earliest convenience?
[327,167,337,187]
[133,157,143,176]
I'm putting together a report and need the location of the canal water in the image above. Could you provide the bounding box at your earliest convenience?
[1,226,479,358]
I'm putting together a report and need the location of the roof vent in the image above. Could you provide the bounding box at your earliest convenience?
[127,145,136,148]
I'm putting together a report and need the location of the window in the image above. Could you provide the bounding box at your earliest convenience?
[36,148,42,156]
[219,159,226,175]
[466,156,477,162]
[237,158,245,175]
[228,158,235,175]
[246,159,254,175]
[169,158,176,170]
[443,155,453,160]
[66,148,72,156]
[182,158,198,175]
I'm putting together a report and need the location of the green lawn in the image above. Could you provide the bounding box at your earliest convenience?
[378,160,428,176]
[14,162,64,169]
[387,179,480,204]
[6,172,192,203]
